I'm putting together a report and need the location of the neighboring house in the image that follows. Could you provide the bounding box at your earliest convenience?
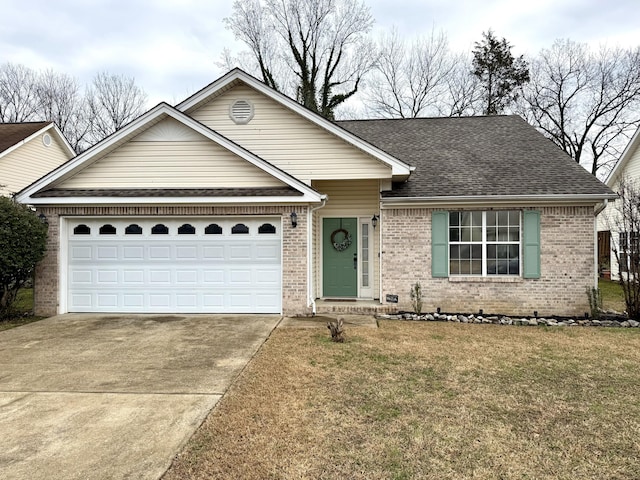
[0,122,75,197]
[16,69,615,318]
[597,126,640,280]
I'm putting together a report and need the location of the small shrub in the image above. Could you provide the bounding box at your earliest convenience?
[410,282,423,315]
[586,286,603,319]
[327,317,345,343]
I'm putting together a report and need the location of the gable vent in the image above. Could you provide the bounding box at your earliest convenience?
[229,99,254,124]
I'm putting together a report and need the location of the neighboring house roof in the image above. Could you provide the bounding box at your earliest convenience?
[0,121,74,158]
[0,122,51,153]
[338,115,615,201]
[605,125,640,186]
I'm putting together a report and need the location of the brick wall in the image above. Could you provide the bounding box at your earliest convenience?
[34,205,310,317]
[381,206,596,317]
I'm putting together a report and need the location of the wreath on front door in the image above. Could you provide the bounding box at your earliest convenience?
[331,228,352,252]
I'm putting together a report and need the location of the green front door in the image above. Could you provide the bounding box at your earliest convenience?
[323,218,358,297]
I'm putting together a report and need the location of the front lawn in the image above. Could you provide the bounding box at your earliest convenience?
[164,321,640,480]
[0,288,44,331]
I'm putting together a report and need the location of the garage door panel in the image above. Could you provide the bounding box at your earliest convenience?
[203,270,225,284]
[97,294,118,307]
[229,245,252,260]
[123,294,144,307]
[123,270,144,284]
[203,246,224,260]
[123,246,144,259]
[97,270,118,284]
[71,246,93,260]
[67,217,282,313]
[97,246,118,260]
[149,246,171,259]
[72,270,92,284]
[176,270,198,284]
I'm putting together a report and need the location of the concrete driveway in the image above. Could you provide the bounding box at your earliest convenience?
[0,313,280,480]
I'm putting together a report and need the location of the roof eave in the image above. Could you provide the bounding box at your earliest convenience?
[381,193,619,208]
[24,193,327,206]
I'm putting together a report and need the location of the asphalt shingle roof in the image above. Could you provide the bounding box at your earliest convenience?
[0,122,51,154]
[32,187,303,198]
[337,115,614,198]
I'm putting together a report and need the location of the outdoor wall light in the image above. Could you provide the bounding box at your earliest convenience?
[371,214,379,229]
[37,212,48,226]
[290,211,298,228]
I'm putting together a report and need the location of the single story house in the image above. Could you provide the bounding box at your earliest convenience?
[0,122,74,197]
[16,69,615,318]
[597,125,640,280]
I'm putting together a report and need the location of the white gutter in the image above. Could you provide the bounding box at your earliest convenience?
[382,194,619,206]
[308,197,327,315]
[594,198,610,216]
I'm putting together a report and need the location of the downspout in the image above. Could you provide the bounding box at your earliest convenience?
[308,197,327,315]
[594,199,609,288]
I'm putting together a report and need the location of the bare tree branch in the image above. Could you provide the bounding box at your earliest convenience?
[519,40,640,177]
[365,27,454,118]
[225,0,374,119]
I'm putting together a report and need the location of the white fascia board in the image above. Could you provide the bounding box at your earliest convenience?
[25,194,325,206]
[176,69,413,177]
[49,124,76,158]
[606,126,640,186]
[17,103,322,204]
[381,193,619,208]
[0,123,74,160]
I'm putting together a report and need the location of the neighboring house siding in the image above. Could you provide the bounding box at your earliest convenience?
[381,205,595,316]
[59,121,285,188]
[597,142,640,280]
[313,179,381,298]
[189,84,392,182]
[33,205,310,317]
[0,133,70,196]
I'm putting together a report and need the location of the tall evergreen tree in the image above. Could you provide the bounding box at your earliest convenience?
[472,30,529,115]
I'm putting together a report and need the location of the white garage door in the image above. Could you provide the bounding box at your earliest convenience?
[66,217,282,313]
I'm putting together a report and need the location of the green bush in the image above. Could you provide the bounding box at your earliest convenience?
[0,197,47,318]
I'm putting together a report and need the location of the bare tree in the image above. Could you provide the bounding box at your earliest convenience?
[365,28,454,118]
[520,40,640,177]
[36,70,90,152]
[225,0,375,119]
[85,72,148,144]
[440,53,483,117]
[0,63,40,122]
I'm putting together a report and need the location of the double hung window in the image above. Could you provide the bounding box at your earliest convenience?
[448,211,521,276]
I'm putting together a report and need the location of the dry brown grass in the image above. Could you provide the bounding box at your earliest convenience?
[164,321,640,480]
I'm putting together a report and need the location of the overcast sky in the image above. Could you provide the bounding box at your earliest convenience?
[2,0,639,106]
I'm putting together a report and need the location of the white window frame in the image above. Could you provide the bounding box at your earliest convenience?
[449,211,522,277]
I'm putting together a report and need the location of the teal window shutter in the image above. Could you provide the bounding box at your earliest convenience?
[523,210,541,278]
[432,211,449,277]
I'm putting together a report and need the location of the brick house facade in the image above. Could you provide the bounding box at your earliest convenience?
[17,69,615,318]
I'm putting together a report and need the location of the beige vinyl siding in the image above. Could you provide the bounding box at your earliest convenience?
[313,179,381,299]
[189,84,392,182]
[0,134,71,196]
[59,140,285,189]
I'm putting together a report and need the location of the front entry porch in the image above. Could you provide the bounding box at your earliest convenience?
[314,299,397,315]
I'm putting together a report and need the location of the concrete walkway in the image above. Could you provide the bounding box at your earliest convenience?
[0,314,280,480]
